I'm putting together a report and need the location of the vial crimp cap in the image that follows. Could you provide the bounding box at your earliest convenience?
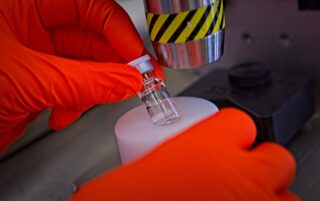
[128,55,153,74]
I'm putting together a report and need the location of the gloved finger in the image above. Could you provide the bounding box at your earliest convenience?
[51,25,163,81]
[49,108,83,130]
[278,192,301,201]
[38,0,144,62]
[250,142,297,194]
[51,25,124,63]
[2,39,143,111]
[143,50,165,81]
[182,108,256,149]
[150,58,165,81]
[44,56,143,109]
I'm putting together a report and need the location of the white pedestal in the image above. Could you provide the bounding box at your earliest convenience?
[114,97,219,164]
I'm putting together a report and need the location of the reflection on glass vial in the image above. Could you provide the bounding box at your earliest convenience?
[128,55,180,126]
[140,72,180,126]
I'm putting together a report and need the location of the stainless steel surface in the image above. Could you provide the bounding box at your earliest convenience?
[0,111,51,161]
[154,29,224,68]
[144,0,225,69]
[143,0,217,14]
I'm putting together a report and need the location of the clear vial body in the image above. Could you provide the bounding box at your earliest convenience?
[139,72,180,126]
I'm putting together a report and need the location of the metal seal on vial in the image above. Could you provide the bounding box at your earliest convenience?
[128,55,180,126]
[144,0,225,69]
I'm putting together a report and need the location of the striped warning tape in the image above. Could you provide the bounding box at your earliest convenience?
[146,0,225,44]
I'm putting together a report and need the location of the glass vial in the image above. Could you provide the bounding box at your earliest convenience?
[128,55,180,126]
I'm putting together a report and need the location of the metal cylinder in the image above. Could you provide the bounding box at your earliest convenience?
[143,0,225,69]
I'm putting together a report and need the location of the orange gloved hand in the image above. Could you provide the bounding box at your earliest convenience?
[0,0,164,153]
[71,108,300,201]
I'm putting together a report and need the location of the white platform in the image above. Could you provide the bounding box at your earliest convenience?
[114,97,219,164]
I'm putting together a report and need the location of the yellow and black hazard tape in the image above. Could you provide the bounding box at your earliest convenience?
[146,0,225,44]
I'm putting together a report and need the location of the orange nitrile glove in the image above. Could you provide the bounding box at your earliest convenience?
[0,0,164,153]
[71,108,300,201]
